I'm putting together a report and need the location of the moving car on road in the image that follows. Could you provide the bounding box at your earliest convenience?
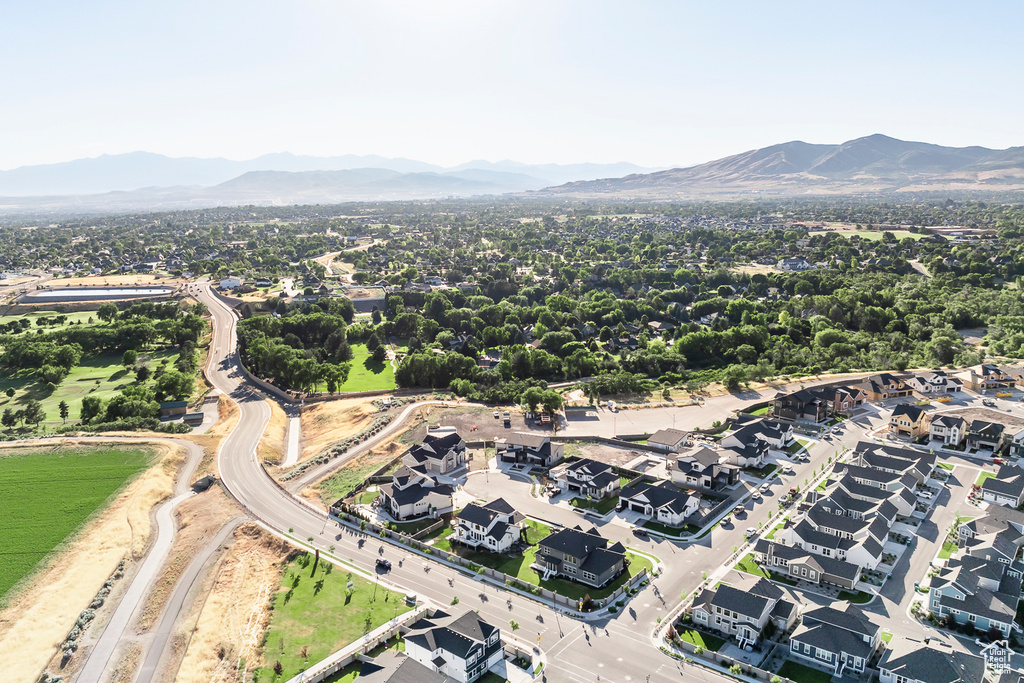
[376,558,392,571]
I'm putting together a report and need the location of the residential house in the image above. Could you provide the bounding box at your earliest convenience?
[967,420,1006,452]
[981,465,1024,508]
[878,637,986,683]
[618,480,700,527]
[647,428,691,453]
[958,508,1024,564]
[1010,428,1024,458]
[378,466,454,521]
[930,415,968,447]
[672,446,740,490]
[753,539,863,590]
[219,276,242,290]
[957,363,1017,393]
[403,609,504,683]
[856,374,912,401]
[789,604,880,676]
[254,277,273,288]
[726,415,795,450]
[773,389,829,423]
[533,525,626,588]
[158,400,187,419]
[453,499,525,554]
[404,430,467,475]
[907,371,964,395]
[777,257,813,271]
[691,575,797,647]
[553,459,622,499]
[889,404,930,439]
[829,385,868,415]
[928,554,1023,637]
[358,652,452,683]
[495,432,564,467]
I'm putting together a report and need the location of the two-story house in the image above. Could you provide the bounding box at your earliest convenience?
[553,459,622,499]
[753,538,863,589]
[619,480,700,527]
[907,371,964,395]
[495,432,564,467]
[981,465,1024,508]
[533,525,626,588]
[404,430,467,475]
[691,575,797,648]
[967,420,1006,452]
[889,404,929,439]
[878,637,986,683]
[856,373,912,401]
[956,363,1016,393]
[453,499,526,553]
[958,508,1024,564]
[928,554,1023,637]
[378,466,455,521]
[789,605,880,676]
[772,389,828,423]
[671,447,740,490]
[929,415,968,447]
[403,609,504,683]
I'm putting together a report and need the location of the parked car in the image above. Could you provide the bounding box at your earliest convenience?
[983,399,996,407]
[405,593,417,605]
[376,558,392,571]
[734,504,745,514]
[751,490,762,500]
[745,527,757,538]
[760,483,771,493]
[783,465,795,474]
[632,527,649,538]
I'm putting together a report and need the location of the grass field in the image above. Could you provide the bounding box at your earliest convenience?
[0,348,181,423]
[975,471,996,486]
[809,228,925,242]
[765,522,785,540]
[257,552,412,681]
[334,343,396,393]
[0,445,153,602]
[938,540,958,559]
[678,628,726,652]
[777,660,833,683]
[735,553,769,578]
[569,495,618,514]
[938,462,954,471]
[0,310,99,327]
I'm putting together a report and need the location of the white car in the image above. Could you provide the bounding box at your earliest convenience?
[783,465,795,474]
[751,490,762,500]
[745,527,757,538]
[760,483,771,493]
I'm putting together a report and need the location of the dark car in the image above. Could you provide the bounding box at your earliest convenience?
[376,558,392,571]
[632,527,649,538]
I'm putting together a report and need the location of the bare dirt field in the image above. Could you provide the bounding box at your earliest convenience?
[564,442,654,468]
[52,273,185,287]
[173,524,293,683]
[258,399,288,464]
[411,405,556,443]
[940,406,1024,430]
[0,440,183,683]
[300,398,378,460]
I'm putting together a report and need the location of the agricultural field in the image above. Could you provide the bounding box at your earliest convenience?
[0,445,154,602]
[257,552,411,681]
[0,348,182,423]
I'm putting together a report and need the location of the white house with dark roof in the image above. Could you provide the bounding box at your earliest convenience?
[404,430,467,475]
[378,466,454,521]
[671,446,740,490]
[981,465,1024,508]
[753,538,863,589]
[402,609,503,683]
[968,420,1006,452]
[907,370,963,395]
[789,604,880,676]
[495,432,563,467]
[553,458,621,499]
[930,415,968,447]
[690,574,797,648]
[958,508,1024,564]
[453,499,525,554]
[618,479,700,527]
[358,651,453,683]
[533,525,626,588]
[878,637,986,683]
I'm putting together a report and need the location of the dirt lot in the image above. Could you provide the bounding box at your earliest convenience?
[940,406,1024,430]
[564,442,656,469]
[174,524,294,683]
[52,273,185,287]
[300,398,379,460]
[259,399,288,464]
[0,440,183,683]
[411,405,556,443]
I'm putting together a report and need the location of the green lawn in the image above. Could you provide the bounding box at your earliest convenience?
[975,471,996,487]
[748,406,771,416]
[765,522,785,540]
[569,495,618,515]
[679,628,726,651]
[391,517,443,536]
[0,348,181,424]
[837,590,873,604]
[777,660,833,683]
[880,630,893,643]
[816,480,827,491]
[641,520,700,537]
[0,310,99,327]
[938,541,958,559]
[0,446,153,603]
[938,462,954,471]
[257,553,412,681]
[735,553,769,578]
[356,489,380,505]
[424,526,455,552]
[746,463,778,479]
[785,439,810,455]
[332,343,396,393]
[318,460,393,505]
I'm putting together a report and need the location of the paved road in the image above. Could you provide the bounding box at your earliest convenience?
[75,440,204,683]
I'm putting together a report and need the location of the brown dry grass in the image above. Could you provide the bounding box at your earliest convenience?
[206,394,240,439]
[258,399,288,464]
[174,524,294,683]
[0,440,183,683]
[109,641,142,683]
[300,398,376,460]
[304,437,406,508]
[53,273,185,287]
[136,486,241,632]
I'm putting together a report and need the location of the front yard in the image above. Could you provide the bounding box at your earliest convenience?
[641,519,701,536]
[777,660,833,683]
[735,553,769,578]
[975,470,996,487]
[569,495,619,515]
[678,627,726,651]
[938,540,958,559]
[785,439,811,455]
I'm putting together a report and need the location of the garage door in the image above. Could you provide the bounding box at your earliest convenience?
[629,501,647,513]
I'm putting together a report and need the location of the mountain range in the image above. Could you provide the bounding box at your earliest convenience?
[2,135,1024,215]
[546,134,1024,197]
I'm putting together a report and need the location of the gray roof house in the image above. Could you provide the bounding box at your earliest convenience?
[928,554,1023,638]
[967,420,1006,452]
[358,651,452,683]
[981,465,1024,508]
[496,432,564,467]
[878,637,986,683]
[454,499,526,554]
[619,480,701,527]
[553,458,622,499]
[753,538,862,589]
[789,604,880,676]
[404,430,467,475]
[403,609,503,683]
[378,466,454,521]
[647,428,691,453]
[534,525,626,588]
[690,574,797,648]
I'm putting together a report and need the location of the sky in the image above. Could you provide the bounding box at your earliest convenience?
[2,1,1023,170]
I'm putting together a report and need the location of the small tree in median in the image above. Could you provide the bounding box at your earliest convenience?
[59,400,69,424]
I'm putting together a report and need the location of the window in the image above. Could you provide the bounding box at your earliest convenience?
[968,614,976,622]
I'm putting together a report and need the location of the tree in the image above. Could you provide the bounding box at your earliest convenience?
[22,399,44,426]
[122,349,138,368]
[37,364,69,386]
[81,395,104,423]
[372,345,388,363]
[1,408,15,430]
[97,303,118,323]
[540,389,564,414]
[58,400,69,424]
[4,388,14,398]
[136,365,151,382]
[155,370,193,402]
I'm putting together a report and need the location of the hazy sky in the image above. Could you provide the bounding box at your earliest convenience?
[3,1,1022,170]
